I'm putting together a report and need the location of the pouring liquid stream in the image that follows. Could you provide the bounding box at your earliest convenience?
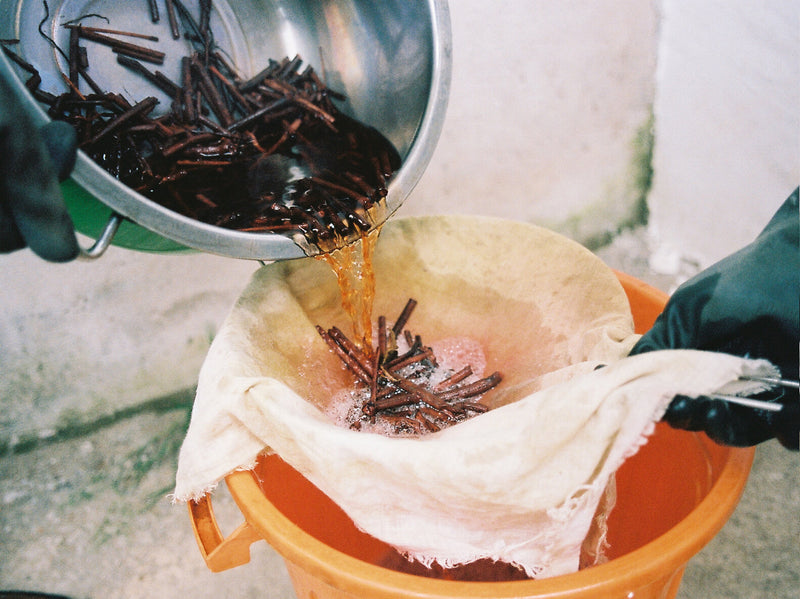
[314,226,382,353]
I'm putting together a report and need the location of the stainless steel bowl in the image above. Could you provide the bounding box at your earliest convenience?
[0,0,451,259]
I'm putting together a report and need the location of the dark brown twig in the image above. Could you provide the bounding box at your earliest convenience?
[84,96,159,145]
[433,366,473,392]
[317,326,373,384]
[68,27,80,91]
[64,24,159,42]
[148,0,160,23]
[391,299,417,338]
[165,0,181,39]
[436,372,504,403]
[317,299,502,435]
[76,27,166,64]
[116,55,180,97]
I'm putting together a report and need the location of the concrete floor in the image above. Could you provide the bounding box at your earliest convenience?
[1,228,797,598]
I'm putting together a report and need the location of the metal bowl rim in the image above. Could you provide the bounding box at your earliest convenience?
[0,0,452,260]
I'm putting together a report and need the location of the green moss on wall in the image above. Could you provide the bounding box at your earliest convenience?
[555,110,655,250]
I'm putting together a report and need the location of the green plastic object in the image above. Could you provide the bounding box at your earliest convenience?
[61,179,191,254]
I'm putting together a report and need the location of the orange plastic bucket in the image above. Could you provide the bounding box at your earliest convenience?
[189,271,755,599]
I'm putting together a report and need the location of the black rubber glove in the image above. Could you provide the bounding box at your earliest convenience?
[0,72,79,262]
[630,188,799,449]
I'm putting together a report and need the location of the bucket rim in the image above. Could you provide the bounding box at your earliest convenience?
[227,432,754,599]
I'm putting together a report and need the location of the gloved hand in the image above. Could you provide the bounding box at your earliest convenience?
[0,71,80,261]
[630,188,799,449]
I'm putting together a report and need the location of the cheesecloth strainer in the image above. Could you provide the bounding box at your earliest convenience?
[174,216,778,578]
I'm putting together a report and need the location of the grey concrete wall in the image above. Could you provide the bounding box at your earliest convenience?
[1,249,258,449]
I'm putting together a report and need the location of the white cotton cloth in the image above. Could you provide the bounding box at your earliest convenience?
[173,216,778,578]
[175,347,776,577]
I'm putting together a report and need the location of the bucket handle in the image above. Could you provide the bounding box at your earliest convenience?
[77,213,123,260]
[188,493,262,572]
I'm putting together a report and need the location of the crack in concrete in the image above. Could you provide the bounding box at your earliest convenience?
[0,388,195,457]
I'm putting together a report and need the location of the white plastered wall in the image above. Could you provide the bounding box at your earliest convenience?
[400,0,659,243]
[646,0,799,273]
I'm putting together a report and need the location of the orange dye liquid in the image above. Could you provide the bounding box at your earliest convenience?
[315,226,382,351]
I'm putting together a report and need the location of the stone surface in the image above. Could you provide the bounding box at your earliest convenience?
[0,402,295,598]
[677,441,799,599]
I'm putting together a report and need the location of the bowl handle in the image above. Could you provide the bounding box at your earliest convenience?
[77,213,123,260]
[188,493,262,572]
